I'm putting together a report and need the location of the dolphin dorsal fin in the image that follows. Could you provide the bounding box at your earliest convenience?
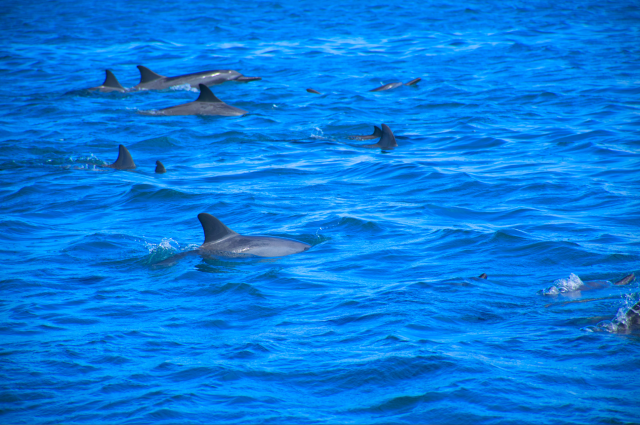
[137,65,164,84]
[378,124,398,149]
[613,273,635,286]
[111,144,136,169]
[196,84,223,103]
[103,70,124,89]
[155,160,166,174]
[198,213,238,244]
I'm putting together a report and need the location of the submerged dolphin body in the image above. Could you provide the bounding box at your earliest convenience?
[370,78,421,92]
[134,65,261,90]
[360,124,397,150]
[348,126,383,140]
[156,213,311,265]
[107,145,136,170]
[146,84,247,116]
[88,70,126,93]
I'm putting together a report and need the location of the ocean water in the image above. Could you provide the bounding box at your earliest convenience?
[2,0,640,423]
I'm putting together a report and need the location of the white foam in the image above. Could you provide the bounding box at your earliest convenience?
[541,273,584,295]
[169,84,198,92]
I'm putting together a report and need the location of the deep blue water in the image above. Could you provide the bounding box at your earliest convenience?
[2,0,640,423]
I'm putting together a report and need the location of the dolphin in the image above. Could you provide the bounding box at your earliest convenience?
[88,70,126,93]
[478,273,488,279]
[348,125,383,140]
[156,213,311,265]
[155,160,166,174]
[359,124,397,150]
[614,300,640,332]
[370,77,421,92]
[133,65,261,90]
[307,88,321,94]
[107,145,136,170]
[144,84,247,117]
[542,273,635,296]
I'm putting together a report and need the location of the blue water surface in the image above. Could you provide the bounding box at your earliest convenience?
[2,0,640,423]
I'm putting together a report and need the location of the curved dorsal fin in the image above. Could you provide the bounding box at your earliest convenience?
[196,84,223,103]
[404,77,421,86]
[479,273,488,279]
[378,124,397,149]
[137,65,164,84]
[198,213,238,244]
[111,144,136,169]
[155,160,166,174]
[103,70,124,89]
[613,273,635,286]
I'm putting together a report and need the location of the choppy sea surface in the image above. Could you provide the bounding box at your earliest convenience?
[2,0,640,423]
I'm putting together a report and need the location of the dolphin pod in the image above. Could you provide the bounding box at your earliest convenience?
[103,144,166,173]
[144,84,247,116]
[134,65,261,90]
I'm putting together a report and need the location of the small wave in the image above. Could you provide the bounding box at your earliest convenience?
[144,238,190,264]
[539,273,584,295]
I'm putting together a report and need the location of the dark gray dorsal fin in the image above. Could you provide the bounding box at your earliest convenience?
[378,124,398,149]
[479,273,488,279]
[155,160,166,174]
[103,70,124,89]
[196,84,223,102]
[613,273,635,286]
[405,77,421,86]
[198,213,238,244]
[372,126,383,138]
[111,144,136,169]
[137,65,164,84]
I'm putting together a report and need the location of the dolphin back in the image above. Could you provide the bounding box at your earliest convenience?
[198,213,238,244]
[613,273,635,286]
[110,144,136,170]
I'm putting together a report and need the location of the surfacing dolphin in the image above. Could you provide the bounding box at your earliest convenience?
[88,70,126,93]
[541,273,635,297]
[143,84,247,117]
[156,213,311,265]
[107,145,136,170]
[134,65,261,90]
[370,78,421,92]
[612,299,640,333]
[348,125,383,140]
[359,124,397,150]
